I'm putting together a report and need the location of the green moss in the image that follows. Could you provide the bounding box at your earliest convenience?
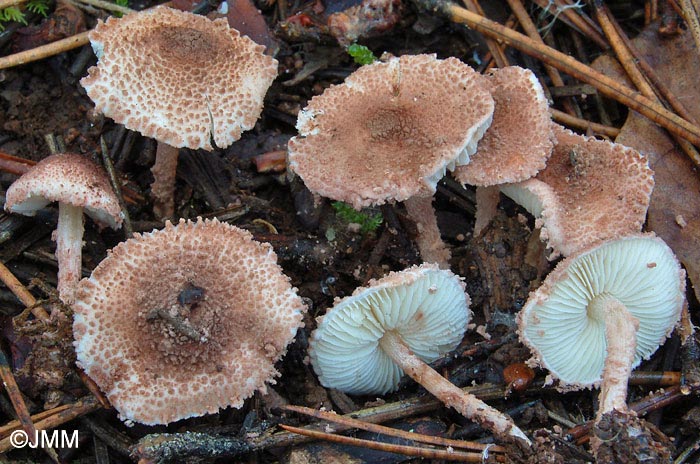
[332,201,383,234]
[347,44,377,65]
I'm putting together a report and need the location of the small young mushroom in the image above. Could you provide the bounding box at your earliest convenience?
[518,234,685,461]
[73,218,306,425]
[4,153,123,305]
[500,124,654,258]
[81,6,278,218]
[309,263,530,446]
[288,54,494,268]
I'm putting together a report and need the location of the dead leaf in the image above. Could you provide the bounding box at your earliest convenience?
[593,24,700,302]
[227,0,280,55]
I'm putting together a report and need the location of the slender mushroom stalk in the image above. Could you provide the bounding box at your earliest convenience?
[151,143,180,219]
[379,330,530,445]
[310,264,530,448]
[404,196,450,268]
[54,203,86,304]
[596,296,639,419]
[4,153,123,305]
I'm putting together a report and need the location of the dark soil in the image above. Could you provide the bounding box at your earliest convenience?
[0,0,699,463]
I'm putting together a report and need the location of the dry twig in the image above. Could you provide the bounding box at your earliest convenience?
[410,0,700,147]
[284,404,506,453]
[279,424,503,462]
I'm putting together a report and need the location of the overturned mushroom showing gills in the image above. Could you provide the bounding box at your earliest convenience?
[500,124,654,258]
[81,6,278,218]
[518,234,685,461]
[73,218,306,425]
[4,153,123,305]
[288,54,494,268]
[309,264,530,446]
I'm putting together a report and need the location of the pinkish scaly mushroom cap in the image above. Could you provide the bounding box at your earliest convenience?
[288,54,494,210]
[73,218,306,425]
[453,66,554,187]
[501,124,654,258]
[81,6,278,151]
[5,153,123,304]
[5,153,123,229]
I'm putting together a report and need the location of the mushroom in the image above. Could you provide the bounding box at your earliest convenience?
[500,124,654,258]
[4,153,123,305]
[517,234,685,460]
[73,218,306,425]
[288,54,494,268]
[309,263,530,446]
[453,66,554,187]
[81,6,278,218]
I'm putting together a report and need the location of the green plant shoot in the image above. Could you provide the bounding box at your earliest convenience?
[26,0,50,17]
[347,44,377,65]
[332,201,383,233]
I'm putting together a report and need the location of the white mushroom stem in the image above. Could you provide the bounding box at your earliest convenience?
[594,295,640,421]
[379,330,531,447]
[54,203,85,305]
[151,142,180,220]
[404,196,451,269]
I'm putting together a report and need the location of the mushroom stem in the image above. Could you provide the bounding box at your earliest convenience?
[403,196,451,269]
[151,142,180,220]
[55,203,85,305]
[378,330,531,447]
[596,296,639,421]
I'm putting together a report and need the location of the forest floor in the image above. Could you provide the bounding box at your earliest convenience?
[0,0,700,462]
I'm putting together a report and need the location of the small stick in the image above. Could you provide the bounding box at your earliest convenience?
[278,424,502,462]
[0,151,34,175]
[100,137,133,237]
[678,0,700,55]
[529,0,608,48]
[593,0,700,165]
[146,308,205,343]
[412,0,700,146]
[566,384,692,443]
[506,0,578,116]
[284,404,506,453]
[0,350,40,449]
[0,31,90,70]
[550,108,620,137]
[462,0,509,67]
[70,0,133,14]
[0,261,50,321]
[77,369,112,409]
[629,371,681,386]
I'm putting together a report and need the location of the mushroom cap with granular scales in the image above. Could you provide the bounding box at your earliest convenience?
[73,218,306,425]
[517,234,685,390]
[453,66,554,187]
[501,124,654,258]
[309,263,470,395]
[81,6,278,151]
[4,153,123,230]
[288,54,494,209]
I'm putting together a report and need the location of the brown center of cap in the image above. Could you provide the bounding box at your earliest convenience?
[152,26,218,65]
[138,282,223,368]
[366,107,436,148]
